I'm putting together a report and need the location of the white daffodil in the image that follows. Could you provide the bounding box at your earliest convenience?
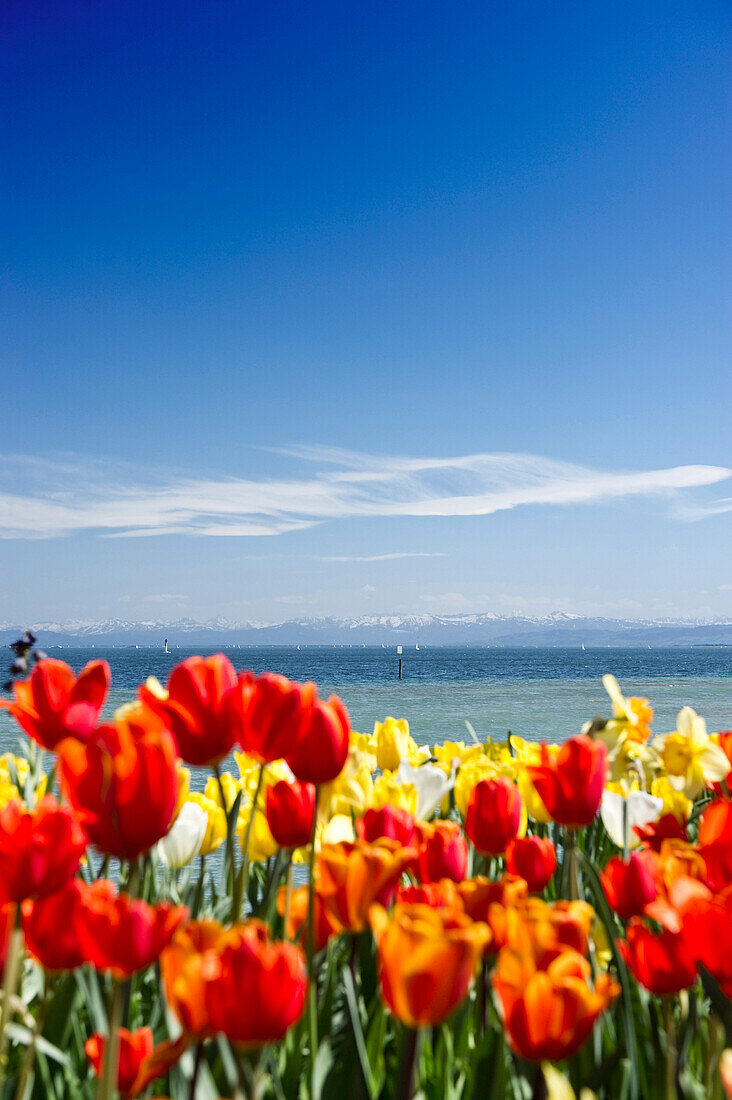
[396,760,455,819]
[600,788,663,849]
[157,800,207,869]
[653,706,731,799]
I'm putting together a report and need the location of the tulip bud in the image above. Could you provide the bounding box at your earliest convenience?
[505,835,556,893]
[265,779,316,849]
[465,778,522,855]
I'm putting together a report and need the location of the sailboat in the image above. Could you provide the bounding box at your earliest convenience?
[581,643,586,651]
[164,638,170,654]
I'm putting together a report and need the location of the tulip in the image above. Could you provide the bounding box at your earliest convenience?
[187,792,227,856]
[698,799,732,891]
[239,673,314,764]
[139,653,240,766]
[620,918,697,995]
[78,880,187,978]
[287,695,351,785]
[456,874,529,926]
[416,820,468,883]
[356,805,417,846]
[493,946,620,1061]
[505,836,556,893]
[397,879,463,909]
[204,921,308,1047]
[678,890,732,996]
[633,812,687,851]
[369,902,491,1027]
[22,879,87,971]
[84,1028,153,1099]
[465,778,523,855]
[266,779,316,849]
[600,789,663,849]
[396,760,454,819]
[0,903,13,976]
[156,800,207,869]
[277,885,341,953]
[528,735,607,828]
[0,658,110,749]
[374,717,412,772]
[317,839,417,932]
[0,796,86,901]
[58,714,178,860]
[161,919,231,1037]
[601,852,658,921]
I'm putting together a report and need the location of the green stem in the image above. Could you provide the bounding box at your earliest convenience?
[662,996,677,1100]
[564,829,580,901]
[233,764,266,922]
[306,787,320,1088]
[395,1026,422,1100]
[14,972,52,1100]
[97,980,124,1100]
[0,913,24,1090]
[215,764,237,901]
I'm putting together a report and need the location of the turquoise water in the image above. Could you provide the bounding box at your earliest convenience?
[1,646,730,754]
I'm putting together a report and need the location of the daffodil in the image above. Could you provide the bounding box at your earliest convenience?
[601,674,654,742]
[371,773,418,814]
[650,776,692,823]
[653,707,731,798]
[432,740,483,775]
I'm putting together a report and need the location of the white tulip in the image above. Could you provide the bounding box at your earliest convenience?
[396,760,455,820]
[157,801,207,869]
[600,789,663,849]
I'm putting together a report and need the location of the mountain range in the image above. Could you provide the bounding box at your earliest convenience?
[1,613,731,647]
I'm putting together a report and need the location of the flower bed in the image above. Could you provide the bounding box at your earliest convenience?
[0,644,730,1099]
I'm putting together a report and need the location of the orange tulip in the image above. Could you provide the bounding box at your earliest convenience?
[317,839,417,932]
[204,921,307,1047]
[528,735,607,828]
[276,884,341,953]
[58,713,178,860]
[0,658,109,749]
[78,880,187,978]
[0,796,86,901]
[369,902,491,1027]
[455,874,528,925]
[161,919,232,1037]
[397,879,463,910]
[493,945,619,1061]
[416,820,468,883]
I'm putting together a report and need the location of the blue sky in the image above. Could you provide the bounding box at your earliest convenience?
[1,0,730,624]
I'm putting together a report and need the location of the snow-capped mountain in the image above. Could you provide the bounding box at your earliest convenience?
[1,613,730,647]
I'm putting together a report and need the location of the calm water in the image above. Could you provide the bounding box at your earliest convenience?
[1,646,730,755]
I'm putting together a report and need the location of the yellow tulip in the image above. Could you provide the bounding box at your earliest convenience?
[187,791,227,856]
[320,751,374,819]
[204,771,242,813]
[432,741,483,775]
[374,717,413,772]
[236,801,278,862]
[371,773,418,815]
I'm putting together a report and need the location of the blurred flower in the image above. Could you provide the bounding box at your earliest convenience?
[455,757,515,817]
[238,673,313,764]
[204,771,241,812]
[187,792,226,856]
[172,765,191,821]
[157,801,207,869]
[620,918,697,994]
[0,658,110,749]
[542,1063,598,1100]
[0,755,47,806]
[456,874,529,930]
[22,878,87,971]
[374,717,412,772]
[721,1050,732,1100]
[78,880,187,978]
[493,945,619,1061]
[371,773,418,815]
[528,735,607,828]
[319,751,373,819]
[58,713,178,860]
[601,675,654,742]
[235,800,278,863]
[600,789,663,849]
[678,888,732,996]
[318,814,356,845]
[277,885,341,953]
[349,730,378,772]
[653,707,731,799]
[287,695,351,785]
[465,778,523,855]
[355,805,417,846]
[601,852,658,921]
[266,779,316,850]
[317,839,416,932]
[396,760,454,819]
[397,879,463,909]
[432,740,483,776]
[369,902,490,1027]
[505,836,556,893]
[650,777,692,824]
[161,919,229,1037]
[417,819,468,883]
[0,795,86,901]
[85,1028,154,1100]
[139,653,240,766]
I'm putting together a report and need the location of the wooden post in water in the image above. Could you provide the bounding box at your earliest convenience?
[397,645,403,680]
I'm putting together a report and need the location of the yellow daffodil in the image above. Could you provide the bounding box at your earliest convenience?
[432,741,483,775]
[372,772,418,815]
[653,707,731,798]
[601,674,653,742]
[187,791,227,856]
[650,776,692,823]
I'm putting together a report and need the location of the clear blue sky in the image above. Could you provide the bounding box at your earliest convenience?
[1,0,730,624]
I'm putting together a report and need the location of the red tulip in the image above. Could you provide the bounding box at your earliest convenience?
[287,696,350,785]
[417,820,468,883]
[265,779,316,849]
[204,921,307,1046]
[678,888,732,996]
[22,879,87,971]
[139,654,240,766]
[465,778,522,855]
[620,918,697,995]
[239,673,315,764]
[528,735,607,828]
[601,852,658,921]
[0,796,86,901]
[698,799,732,892]
[633,812,686,851]
[356,806,417,846]
[0,658,110,749]
[505,836,556,893]
[77,880,187,978]
[58,713,178,860]
[85,1028,155,1099]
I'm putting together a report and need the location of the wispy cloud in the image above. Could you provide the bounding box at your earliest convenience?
[319,552,448,562]
[0,448,729,539]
